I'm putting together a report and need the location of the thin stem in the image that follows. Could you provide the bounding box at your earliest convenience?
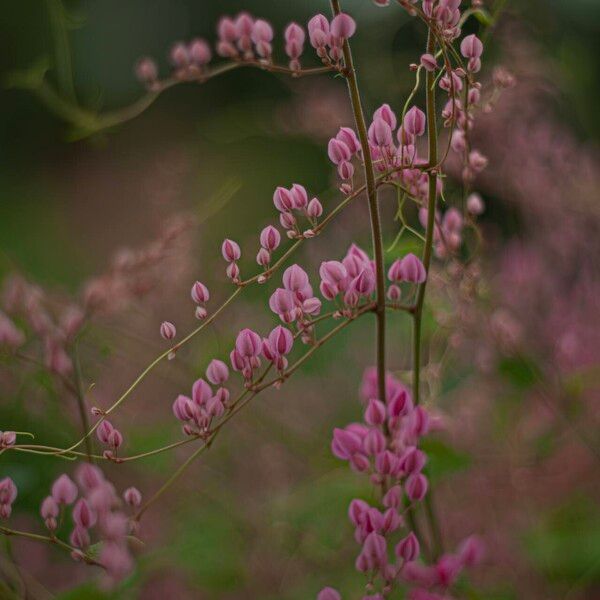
[412,27,445,559]
[331,0,387,404]
[71,344,93,461]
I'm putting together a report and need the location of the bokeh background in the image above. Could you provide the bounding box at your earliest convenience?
[1,1,599,598]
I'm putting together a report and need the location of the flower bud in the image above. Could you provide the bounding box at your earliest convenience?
[307,198,323,218]
[420,53,437,71]
[460,34,483,59]
[396,532,420,562]
[405,472,428,501]
[399,254,426,283]
[364,399,386,426]
[135,57,158,85]
[191,281,210,304]
[221,239,241,262]
[51,474,78,505]
[206,359,229,385]
[235,328,262,358]
[160,321,176,340]
[188,38,212,66]
[374,103,397,130]
[73,498,96,529]
[327,138,351,165]
[256,248,271,267]
[467,192,485,215]
[283,264,309,292]
[259,225,281,251]
[290,183,308,209]
[123,487,142,508]
[403,106,426,137]
[330,13,356,39]
[268,325,294,356]
[387,284,401,302]
[317,587,341,600]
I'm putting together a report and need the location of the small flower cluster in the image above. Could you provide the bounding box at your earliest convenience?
[320,368,484,598]
[269,264,322,326]
[136,11,357,89]
[328,104,433,202]
[95,419,125,460]
[1,275,84,376]
[3,467,140,586]
[172,361,231,436]
[272,184,323,240]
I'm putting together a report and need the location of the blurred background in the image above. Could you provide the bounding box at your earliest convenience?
[1,1,599,598]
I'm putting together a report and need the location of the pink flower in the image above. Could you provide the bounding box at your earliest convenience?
[135,57,158,85]
[206,359,229,385]
[260,225,281,251]
[283,264,310,292]
[364,399,386,426]
[235,328,262,358]
[467,192,485,215]
[396,531,420,562]
[188,38,212,66]
[404,106,426,137]
[51,474,78,505]
[374,103,397,130]
[399,253,427,283]
[273,186,295,212]
[291,183,309,209]
[460,34,483,59]
[73,498,96,529]
[160,321,176,340]
[420,53,437,71]
[368,117,393,147]
[307,198,323,218]
[318,587,341,600]
[191,281,210,304]
[330,13,356,39]
[308,14,330,49]
[328,138,352,164]
[268,325,294,355]
[0,477,17,518]
[192,378,212,406]
[405,472,428,501]
[221,239,241,262]
[123,487,142,508]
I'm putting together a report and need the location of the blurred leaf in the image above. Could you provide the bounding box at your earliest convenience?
[498,355,541,390]
[524,497,600,586]
[420,438,471,481]
[4,58,49,90]
[473,8,494,26]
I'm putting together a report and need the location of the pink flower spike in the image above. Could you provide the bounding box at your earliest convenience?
[318,588,342,600]
[396,532,420,562]
[399,253,427,283]
[123,487,142,508]
[260,225,281,251]
[191,281,210,304]
[460,34,483,59]
[221,239,241,262]
[206,359,229,385]
[404,106,426,137]
[51,474,78,505]
[160,321,176,340]
[330,13,356,39]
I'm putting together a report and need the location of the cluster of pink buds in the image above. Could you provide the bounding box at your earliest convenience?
[269,264,322,327]
[173,364,230,436]
[387,253,427,300]
[418,207,465,258]
[319,244,376,312]
[256,225,281,271]
[2,276,85,377]
[0,477,17,518]
[273,184,323,239]
[191,280,210,319]
[96,419,124,460]
[39,466,138,585]
[320,369,484,598]
[222,239,242,283]
[308,13,356,66]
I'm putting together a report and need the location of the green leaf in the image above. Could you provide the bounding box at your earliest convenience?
[473,8,494,27]
[420,438,472,481]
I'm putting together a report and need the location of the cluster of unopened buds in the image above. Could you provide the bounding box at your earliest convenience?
[2,466,141,585]
[135,11,357,90]
[319,368,484,599]
[273,184,323,241]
